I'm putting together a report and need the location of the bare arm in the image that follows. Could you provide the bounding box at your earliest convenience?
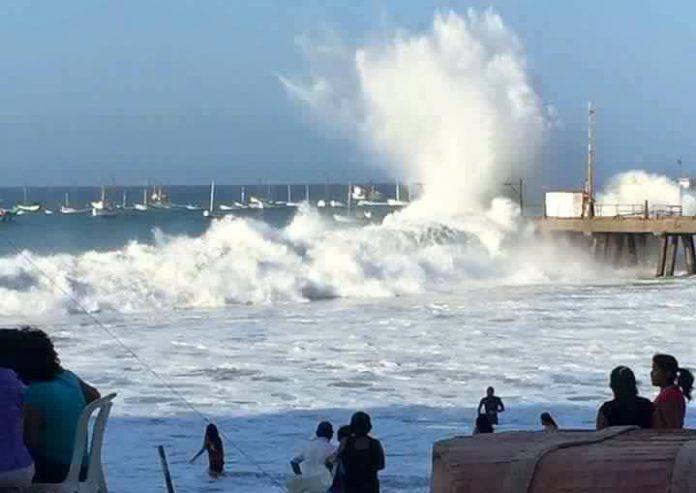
[78,377,101,404]
[189,447,206,464]
[376,441,386,471]
[596,408,609,430]
[290,459,303,475]
[23,404,42,450]
[189,440,207,464]
[290,448,304,476]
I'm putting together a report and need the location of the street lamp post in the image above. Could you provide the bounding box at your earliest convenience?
[504,178,524,216]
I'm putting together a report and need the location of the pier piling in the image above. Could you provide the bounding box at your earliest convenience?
[683,235,696,275]
[656,234,668,277]
[664,235,679,277]
[627,234,638,266]
[612,234,625,267]
[535,217,696,278]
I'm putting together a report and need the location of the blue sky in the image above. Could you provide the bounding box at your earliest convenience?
[0,0,694,187]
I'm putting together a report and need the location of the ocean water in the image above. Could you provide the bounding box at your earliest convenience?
[1,201,695,492]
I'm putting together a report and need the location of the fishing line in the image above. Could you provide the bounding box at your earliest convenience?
[3,236,285,491]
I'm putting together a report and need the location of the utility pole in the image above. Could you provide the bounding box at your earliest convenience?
[584,101,596,218]
[504,179,524,215]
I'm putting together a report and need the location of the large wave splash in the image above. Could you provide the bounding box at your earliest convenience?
[280,9,549,216]
[0,206,598,317]
[598,170,696,215]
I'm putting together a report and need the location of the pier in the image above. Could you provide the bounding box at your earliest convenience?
[532,102,696,277]
[533,209,696,277]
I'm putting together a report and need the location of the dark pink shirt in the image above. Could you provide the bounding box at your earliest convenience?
[653,386,686,429]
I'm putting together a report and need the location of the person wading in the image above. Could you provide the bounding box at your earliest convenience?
[478,387,505,425]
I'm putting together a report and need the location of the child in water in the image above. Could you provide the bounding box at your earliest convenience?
[189,423,225,478]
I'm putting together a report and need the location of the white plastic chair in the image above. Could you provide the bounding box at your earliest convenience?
[32,393,117,493]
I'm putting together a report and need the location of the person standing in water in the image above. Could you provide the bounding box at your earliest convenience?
[651,354,693,429]
[328,425,353,493]
[540,412,558,432]
[478,387,505,425]
[341,412,385,493]
[287,421,336,493]
[189,423,225,478]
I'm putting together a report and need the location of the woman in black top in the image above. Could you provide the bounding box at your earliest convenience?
[341,412,385,493]
[597,366,653,429]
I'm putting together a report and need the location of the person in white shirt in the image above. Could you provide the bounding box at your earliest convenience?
[287,421,336,493]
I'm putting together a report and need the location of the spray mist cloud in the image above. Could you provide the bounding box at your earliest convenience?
[281,10,549,215]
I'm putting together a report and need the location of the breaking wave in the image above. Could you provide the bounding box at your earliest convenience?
[0,204,602,317]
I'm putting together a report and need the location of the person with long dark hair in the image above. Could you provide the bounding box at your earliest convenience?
[596,366,653,429]
[328,425,352,493]
[540,412,559,432]
[651,354,694,429]
[189,423,225,478]
[12,327,100,483]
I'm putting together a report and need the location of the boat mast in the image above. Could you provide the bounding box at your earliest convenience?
[209,181,215,213]
[65,192,69,207]
[347,182,352,216]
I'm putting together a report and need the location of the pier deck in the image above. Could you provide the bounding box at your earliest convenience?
[534,216,696,234]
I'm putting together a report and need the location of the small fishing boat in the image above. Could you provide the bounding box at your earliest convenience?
[91,186,117,218]
[284,184,300,207]
[60,193,86,214]
[134,188,148,212]
[355,185,389,207]
[386,181,409,207]
[248,196,266,209]
[203,181,219,218]
[149,185,171,209]
[116,190,132,210]
[16,188,41,213]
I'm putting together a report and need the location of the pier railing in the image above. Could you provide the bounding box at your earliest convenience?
[594,203,683,218]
